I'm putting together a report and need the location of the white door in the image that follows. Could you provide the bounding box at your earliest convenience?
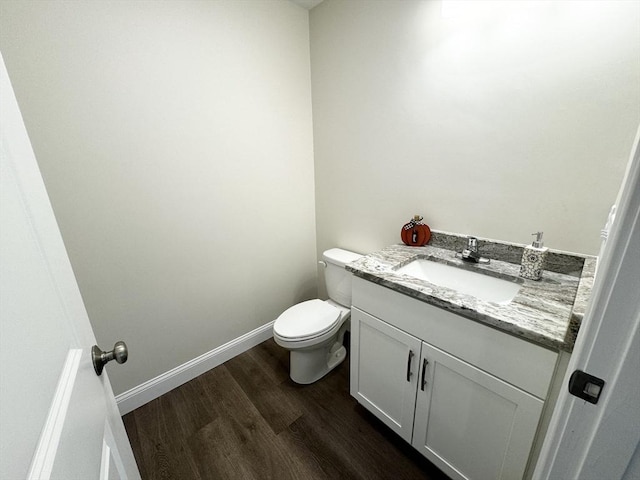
[0,54,140,479]
[413,341,543,480]
[533,127,640,479]
[350,307,421,442]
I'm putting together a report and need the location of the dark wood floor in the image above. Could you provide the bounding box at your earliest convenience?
[123,338,449,480]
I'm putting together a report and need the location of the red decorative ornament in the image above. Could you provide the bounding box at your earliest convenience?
[401,215,431,246]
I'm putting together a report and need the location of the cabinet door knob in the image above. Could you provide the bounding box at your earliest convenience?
[421,358,429,391]
[406,350,414,382]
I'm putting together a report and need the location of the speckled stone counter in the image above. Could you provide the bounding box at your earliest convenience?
[346,240,595,352]
[565,256,596,348]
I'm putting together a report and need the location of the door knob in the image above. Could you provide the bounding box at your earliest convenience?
[92,341,128,376]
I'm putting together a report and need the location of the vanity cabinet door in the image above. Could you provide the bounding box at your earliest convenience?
[350,308,422,443]
[412,341,544,480]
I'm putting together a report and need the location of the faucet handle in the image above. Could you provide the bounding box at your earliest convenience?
[467,236,478,250]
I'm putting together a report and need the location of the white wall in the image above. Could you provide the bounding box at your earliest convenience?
[0,0,317,395]
[310,0,640,257]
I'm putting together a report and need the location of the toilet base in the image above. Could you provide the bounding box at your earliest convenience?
[289,341,347,384]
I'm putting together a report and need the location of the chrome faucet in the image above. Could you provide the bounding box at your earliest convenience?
[459,236,490,264]
[461,236,480,262]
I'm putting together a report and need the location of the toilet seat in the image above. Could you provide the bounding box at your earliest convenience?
[273,299,342,342]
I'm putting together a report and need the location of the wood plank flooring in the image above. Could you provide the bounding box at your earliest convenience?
[123,338,449,480]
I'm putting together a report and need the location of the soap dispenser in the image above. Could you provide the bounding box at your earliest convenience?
[520,232,548,280]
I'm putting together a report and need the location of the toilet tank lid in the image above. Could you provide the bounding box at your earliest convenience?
[322,248,363,268]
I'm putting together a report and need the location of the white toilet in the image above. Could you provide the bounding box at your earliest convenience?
[273,248,363,384]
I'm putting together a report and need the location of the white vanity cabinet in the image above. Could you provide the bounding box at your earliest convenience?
[350,277,559,480]
[350,309,421,443]
[412,341,544,480]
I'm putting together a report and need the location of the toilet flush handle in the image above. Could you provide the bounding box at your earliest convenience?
[318,260,327,268]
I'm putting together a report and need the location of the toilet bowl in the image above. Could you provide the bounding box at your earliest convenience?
[273,248,362,384]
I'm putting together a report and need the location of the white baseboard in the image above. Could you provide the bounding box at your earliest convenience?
[116,321,275,415]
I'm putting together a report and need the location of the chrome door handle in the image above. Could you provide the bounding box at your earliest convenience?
[92,341,128,376]
[406,350,414,382]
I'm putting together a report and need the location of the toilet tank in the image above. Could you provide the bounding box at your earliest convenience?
[322,248,363,307]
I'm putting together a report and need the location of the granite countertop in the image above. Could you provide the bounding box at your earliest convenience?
[347,242,594,352]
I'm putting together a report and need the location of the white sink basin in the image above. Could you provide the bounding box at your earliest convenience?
[396,259,522,305]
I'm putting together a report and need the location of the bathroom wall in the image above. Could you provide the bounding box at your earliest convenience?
[0,1,317,395]
[310,0,640,259]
